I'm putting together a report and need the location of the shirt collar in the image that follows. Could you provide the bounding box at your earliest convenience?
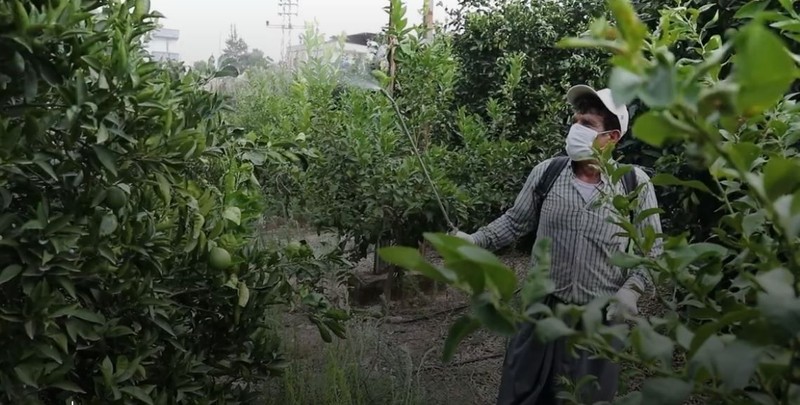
[567,159,625,189]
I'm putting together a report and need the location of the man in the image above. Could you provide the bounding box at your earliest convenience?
[455,85,663,404]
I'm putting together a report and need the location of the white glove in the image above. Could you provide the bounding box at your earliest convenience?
[450,230,474,244]
[606,287,640,322]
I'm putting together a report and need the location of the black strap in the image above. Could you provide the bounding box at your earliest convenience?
[532,156,570,221]
[621,167,638,195]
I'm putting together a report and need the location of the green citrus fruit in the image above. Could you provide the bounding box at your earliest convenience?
[209,247,232,269]
[106,186,127,210]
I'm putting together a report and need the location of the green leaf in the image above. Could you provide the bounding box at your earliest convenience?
[152,316,177,337]
[520,274,555,310]
[610,252,646,269]
[133,0,151,19]
[726,142,762,172]
[689,333,723,379]
[632,320,673,365]
[324,319,346,339]
[763,157,800,199]
[632,111,684,147]
[639,62,676,108]
[457,245,517,300]
[735,22,798,115]
[715,341,763,390]
[213,65,239,78]
[667,243,728,272]
[49,333,68,354]
[71,309,105,324]
[0,264,23,285]
[99,213,118,236]
[640,377,692,405]
[25,321,34,339]
[116,357,142,383]
[675,324,694,350]
[222,206,241,226]
[51,380,85,393]
[97,124,109,144]
[155,173,171,205]
[37,343,62,364]
[609,67,643,106]
[14,364,39,388]
[757,292,800,335]
[534,318,574,343]
[237,281,250,307]
[734,0,770,19]
[473,299,515,336]
[779,0,796,14]
[379,246,455,284]
[12,52,24,72]
[93,145,118,176]
[635,207,664,224]
[771,19,800,33]
[24,63,37,102]
[56,277,77,299]
[34,160,59,181]
[651,173,712,194]
[107,325,135,338]
[442,316,480,362]
[521,238,555,308]
[120,385,154,405]
[423,232,473,260]
[743,210,767,237]
[446,259,486,293]
[315,321,332,343]
[756,267,795,297]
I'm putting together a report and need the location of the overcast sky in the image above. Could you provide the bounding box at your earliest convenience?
[149,0,460,64]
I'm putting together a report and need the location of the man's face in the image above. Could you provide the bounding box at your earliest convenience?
[572,110,620,151]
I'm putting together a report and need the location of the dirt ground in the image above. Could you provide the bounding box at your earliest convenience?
[266,222,664,405]
[280,249,527,405]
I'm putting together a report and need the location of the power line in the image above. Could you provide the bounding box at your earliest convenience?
[265,0,299,63]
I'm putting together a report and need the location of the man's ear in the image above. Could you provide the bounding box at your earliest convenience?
[609,130,622,143]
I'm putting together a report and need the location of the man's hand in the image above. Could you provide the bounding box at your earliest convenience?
[450,229,474,244]
[606,287,640,323]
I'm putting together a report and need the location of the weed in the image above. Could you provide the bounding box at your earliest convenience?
[263,320,428,405]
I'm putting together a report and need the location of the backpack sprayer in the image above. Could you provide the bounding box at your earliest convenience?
[342,74,458,233]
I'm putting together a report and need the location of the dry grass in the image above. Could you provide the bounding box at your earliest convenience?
[261,319,430,405]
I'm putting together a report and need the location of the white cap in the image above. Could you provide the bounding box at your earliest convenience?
[566,85,629,136]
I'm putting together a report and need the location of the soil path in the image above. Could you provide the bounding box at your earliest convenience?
[267,223,663,404]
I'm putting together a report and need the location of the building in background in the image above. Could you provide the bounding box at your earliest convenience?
[147,28,180,61]
[285,32,378,71]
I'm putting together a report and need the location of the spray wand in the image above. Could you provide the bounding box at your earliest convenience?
[339,74,458,232]
[377,87,458,232]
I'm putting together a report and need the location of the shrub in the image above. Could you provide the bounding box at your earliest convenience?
[231,11,545,260]
[0,1,344,402]
[449,0,608,153]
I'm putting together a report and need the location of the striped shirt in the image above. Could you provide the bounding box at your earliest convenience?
[471,158,663,305]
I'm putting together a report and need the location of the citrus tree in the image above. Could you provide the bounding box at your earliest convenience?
[230,4,539,262]
[0,0,345,402]
[449,0,608,152]
[382,0,800,403]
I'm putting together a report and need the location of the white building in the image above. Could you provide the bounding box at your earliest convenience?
[147,28,180,61]
[285,32,378,71]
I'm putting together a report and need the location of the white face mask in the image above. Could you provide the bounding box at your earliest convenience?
[565,124,611,161]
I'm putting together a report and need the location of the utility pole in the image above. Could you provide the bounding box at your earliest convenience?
[423,0,434,43]
[266,1,299,66]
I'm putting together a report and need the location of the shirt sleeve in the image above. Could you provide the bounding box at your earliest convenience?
[470,159,553,252]
[622,167,663,294]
